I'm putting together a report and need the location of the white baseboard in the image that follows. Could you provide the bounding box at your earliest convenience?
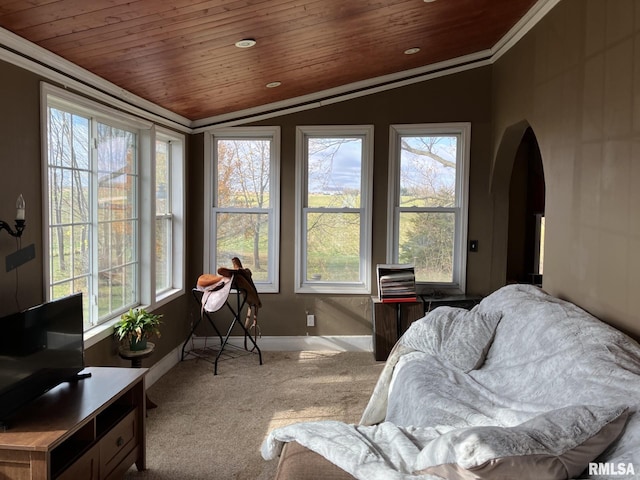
[146,335,373,387]
[145,345,181,388]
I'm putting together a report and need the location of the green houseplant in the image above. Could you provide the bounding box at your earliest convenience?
[114,308,162,351]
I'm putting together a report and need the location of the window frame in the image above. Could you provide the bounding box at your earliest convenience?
[153,127,186,304]
[387,123,470,294]
[204,126,281,293]
[154,134,173,296]
[294,125,374,294]
[41,83,185,346]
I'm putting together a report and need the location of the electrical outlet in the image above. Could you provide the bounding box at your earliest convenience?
[306,314,315,327]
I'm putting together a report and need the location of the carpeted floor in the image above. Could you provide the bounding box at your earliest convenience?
[124,350,383,480]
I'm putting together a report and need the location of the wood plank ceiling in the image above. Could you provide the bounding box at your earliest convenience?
[0,0,538,122]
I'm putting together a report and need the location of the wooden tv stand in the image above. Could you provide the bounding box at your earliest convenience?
[0,367,147,480]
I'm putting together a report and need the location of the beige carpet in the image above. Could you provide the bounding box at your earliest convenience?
[124,350,384,480]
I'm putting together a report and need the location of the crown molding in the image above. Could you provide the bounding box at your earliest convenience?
[491,0,562,61]
[0,26,192,132]
[1,0,556,133]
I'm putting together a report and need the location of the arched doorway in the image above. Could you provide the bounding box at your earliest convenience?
[506,127,545,284]
[490,121,545,289]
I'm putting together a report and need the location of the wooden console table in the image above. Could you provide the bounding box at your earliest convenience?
[0,366,147,480]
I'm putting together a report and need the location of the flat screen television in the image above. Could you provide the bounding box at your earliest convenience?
[0,293,85,428]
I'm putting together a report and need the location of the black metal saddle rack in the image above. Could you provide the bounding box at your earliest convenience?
[182,275,263,375]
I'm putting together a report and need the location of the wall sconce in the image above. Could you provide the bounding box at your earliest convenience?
[0,194,26,238]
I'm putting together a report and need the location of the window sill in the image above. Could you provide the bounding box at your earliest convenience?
[295,284,371,295]
[256,284,278,294]
[84,287,184,350]
[84,318,118,349]
[155,287,185,308]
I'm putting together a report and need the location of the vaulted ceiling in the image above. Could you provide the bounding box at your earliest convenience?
[0,0,540,125]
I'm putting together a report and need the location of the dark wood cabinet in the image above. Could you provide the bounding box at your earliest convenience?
[371,297,424,361]
[0,367,147,480]
[372,295,483,361]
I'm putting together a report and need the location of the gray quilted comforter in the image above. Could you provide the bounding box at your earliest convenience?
[262,285,640,479]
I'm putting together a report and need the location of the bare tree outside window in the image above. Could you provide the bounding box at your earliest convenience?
[48,107,92,327]
[215,138,271,279]
[47,106,139,329]
[305,137,363,282]
[398,135,459,283]
[45,86,185,332]
[96,124,137,318]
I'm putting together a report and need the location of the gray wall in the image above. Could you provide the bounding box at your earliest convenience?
[189,66,496,337]
[491,0,640,339]
[0,61,43,314]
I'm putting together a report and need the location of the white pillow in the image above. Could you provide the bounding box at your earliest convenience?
[413,405,630,480]
[400,306,501,372]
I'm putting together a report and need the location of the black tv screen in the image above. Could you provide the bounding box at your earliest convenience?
[0,293,85,427]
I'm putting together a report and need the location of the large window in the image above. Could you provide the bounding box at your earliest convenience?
[388,123,470,292]
[208,127,280,292]
[43,84,185,336]
[295,126,373,294]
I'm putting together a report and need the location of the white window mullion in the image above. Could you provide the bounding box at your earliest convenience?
[301,209,309,284]
[162,138,173,294]
[139,127,153,307]
[89,121,100,326]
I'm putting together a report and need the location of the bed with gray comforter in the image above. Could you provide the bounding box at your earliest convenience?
[262,285,640,479]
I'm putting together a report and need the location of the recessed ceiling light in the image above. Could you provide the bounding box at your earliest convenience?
[424,0,437,3]
[266,81,282,88]
[404,47,421,55]
[235,38,257,48]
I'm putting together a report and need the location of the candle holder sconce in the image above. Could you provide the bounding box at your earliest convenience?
[1,195,26,238]
[0,219,26,238]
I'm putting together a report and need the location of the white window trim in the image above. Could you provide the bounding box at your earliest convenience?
[153,126,186,305]
[203,126,281,293]
[387,122,470,294]
[295,125,374,294]
[41,83,185,347]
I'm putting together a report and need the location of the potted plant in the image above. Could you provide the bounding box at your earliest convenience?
[114,307,162,351]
